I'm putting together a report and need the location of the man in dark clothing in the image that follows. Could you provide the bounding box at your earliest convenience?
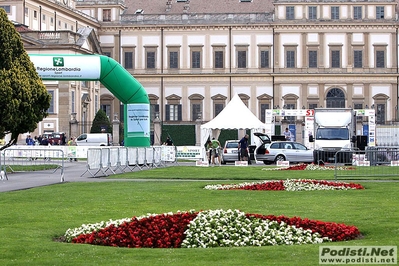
[238,134,249,162]
[41,137,49,146]
[164,137,173,146]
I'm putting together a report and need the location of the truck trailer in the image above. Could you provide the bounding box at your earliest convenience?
[311,108,356,164]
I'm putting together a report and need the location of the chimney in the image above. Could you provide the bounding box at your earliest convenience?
[166,0,172,12]
[183,0,190,13]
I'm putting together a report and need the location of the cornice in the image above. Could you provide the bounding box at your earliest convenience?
[274,24,397,31]
[100,24,273,32]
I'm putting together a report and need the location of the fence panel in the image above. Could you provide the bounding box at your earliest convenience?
[334,148,399,180]
[1,148,65,182]
[81,148,103,177]
[127,147,138,170]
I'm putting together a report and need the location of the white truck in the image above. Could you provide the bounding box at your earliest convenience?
[311,108,356,164]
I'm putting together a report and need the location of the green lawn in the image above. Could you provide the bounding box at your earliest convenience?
[0,166,398,265]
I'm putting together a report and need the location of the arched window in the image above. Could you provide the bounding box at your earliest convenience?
[326,88,345,108]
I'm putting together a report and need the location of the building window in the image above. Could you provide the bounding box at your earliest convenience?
[103,9,111,22]
[24,7,28,16]
[376,6,384,19]
[354,50,363,68]
[50,17,53,25]
[330,46,341,68]
[326,88,345,108]
[190,46,202,69]
[169,52,178,69]
[192,104,201,121]
[48,91,55,114]
[103,51,112,58]
[101,104,111,118]
[331,6,339,20]
[308,50,317,68]
[214,51,224,69]
[34,10,37,19]
[42,14,46,21]
[286,50,296,68]
[260,103,270,123]
[124,51,134,69]
[286,6,295,20]
[353,6,362,20]
[376,50,385,68]
[237,51,246,68]
[236,45,248,68]
[71,91,75,113]
[192,51,201,68]
[145,47,157,69]
[189,94,204,121]
[308,103,318,109]
[150,103,159,123]
[214,103,224,117]
[213,46,226,69]
[260,50,269,68]
[165,104,182,121]
[375,104,385,124]
[0,5,11,13]
[95,95,98,112]
[64,23,67,29]
[308,6,317,19]
[212,94,227,118]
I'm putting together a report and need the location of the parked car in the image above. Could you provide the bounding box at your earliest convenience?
[75,133,113,146]
[221,140,240,164]
[41,132,66,145]
[254,140,314,164]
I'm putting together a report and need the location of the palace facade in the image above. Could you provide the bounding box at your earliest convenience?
[2,0,399,144]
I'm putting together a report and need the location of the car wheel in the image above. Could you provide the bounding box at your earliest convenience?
[263,160,272,165]
[275,155,285,163]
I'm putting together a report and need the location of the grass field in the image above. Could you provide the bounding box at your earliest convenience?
[0,165,398,265]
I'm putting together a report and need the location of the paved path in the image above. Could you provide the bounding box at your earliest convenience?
[2,161,396,193]
[0,161,217,192]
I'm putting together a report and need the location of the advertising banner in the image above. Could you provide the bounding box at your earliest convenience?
[29,55,101,80]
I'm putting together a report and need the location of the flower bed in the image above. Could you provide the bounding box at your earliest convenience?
[262,163,354,171]
[204,179,364,191]
[65,209,361,248]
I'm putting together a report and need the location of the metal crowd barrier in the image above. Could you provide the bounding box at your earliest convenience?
[334,147,399,179]
[81,146,176,177]
[0,148,65,182]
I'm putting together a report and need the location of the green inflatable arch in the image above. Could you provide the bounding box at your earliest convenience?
[30,54,150,147]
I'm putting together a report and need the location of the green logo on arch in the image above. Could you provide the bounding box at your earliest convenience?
[53,57,64,67]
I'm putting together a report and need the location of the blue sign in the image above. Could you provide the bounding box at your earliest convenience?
[288,124,296,142]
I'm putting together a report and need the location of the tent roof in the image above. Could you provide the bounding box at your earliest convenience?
[201,94,266,130]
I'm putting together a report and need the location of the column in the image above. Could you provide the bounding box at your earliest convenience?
[153,114,162,146]
[112,115,120,146]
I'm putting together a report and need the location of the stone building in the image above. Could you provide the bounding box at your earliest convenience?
[2,0,399,144]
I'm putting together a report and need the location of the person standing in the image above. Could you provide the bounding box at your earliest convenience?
[26,135,34,146]
[206,139,213,164]
[284,128,293,141]
[163,136,173,146]
[238,134,249,162]
[211,138,221,166]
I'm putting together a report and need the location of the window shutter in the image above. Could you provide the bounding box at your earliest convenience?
[178,105,182,121]
[165,105,170,121]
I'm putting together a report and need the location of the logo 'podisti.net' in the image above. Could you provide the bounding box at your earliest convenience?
[53,57,64,67]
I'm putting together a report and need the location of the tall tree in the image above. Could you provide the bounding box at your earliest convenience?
[90,109,112,133]
[0,9,51,150]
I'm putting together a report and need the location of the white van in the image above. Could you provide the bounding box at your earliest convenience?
[75,133,113,146]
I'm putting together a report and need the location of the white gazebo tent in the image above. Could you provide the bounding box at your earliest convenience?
[200,94,266,149]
